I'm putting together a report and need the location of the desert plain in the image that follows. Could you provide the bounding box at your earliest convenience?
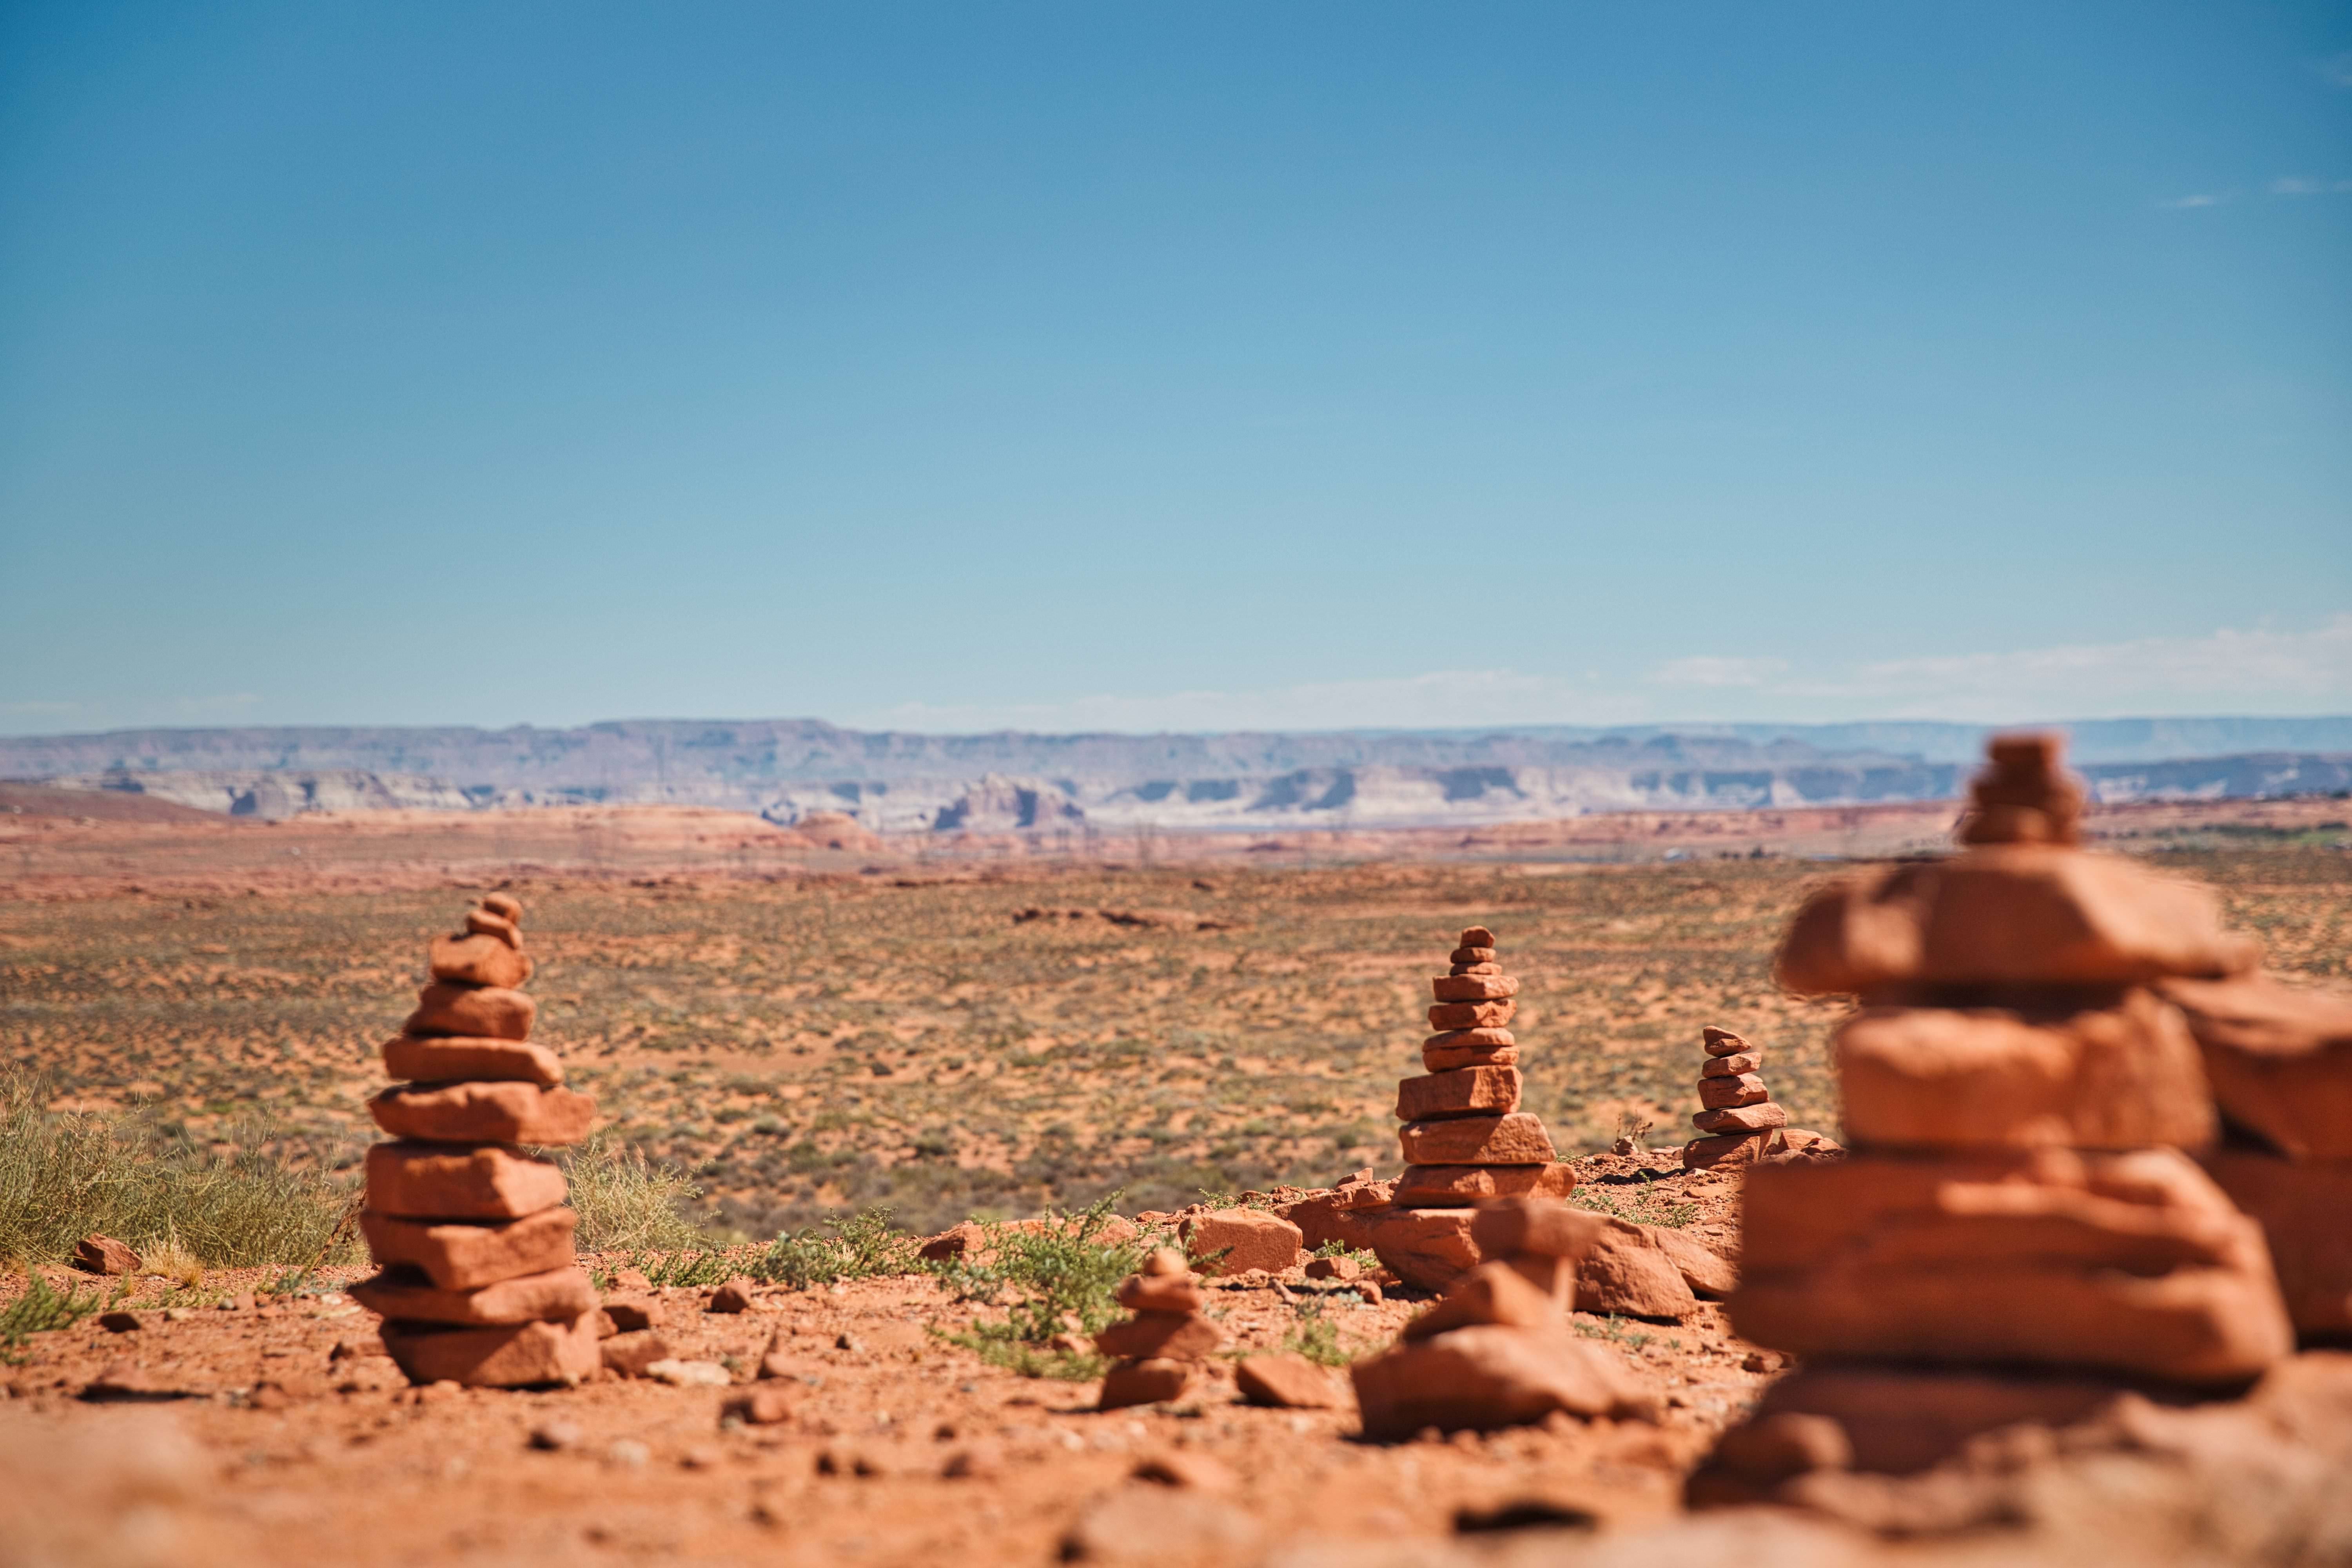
[2,789,2349,1567]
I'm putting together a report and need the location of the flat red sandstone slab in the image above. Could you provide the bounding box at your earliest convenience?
[369,1082,596,1146]
[1692,1103,1788,1134]
[350,1265,597,1326]
[1428,1000,1516,1031]
[380,1313,599,1388]
[1395,1065,1522,1122]
[381,1035,563,1087]
[1432,973,1520,1002]
[359,1207,577,1290]
[1697,1073,1771,1110]
[403,982,535,1041]
[428,933,534,989]
[1398,1112,1555,1166]
[1392,1162,1574,1209]
[363,1142,568,1220]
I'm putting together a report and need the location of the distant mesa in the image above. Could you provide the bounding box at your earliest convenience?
[4,716,2348,827]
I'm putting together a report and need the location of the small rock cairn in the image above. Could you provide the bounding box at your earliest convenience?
[1394,927,1570,1208]
[1351,1198,1655,1438]
[1691,734,2295,1504]
[1096,1247,1222,1409]
[351,895,603,1387]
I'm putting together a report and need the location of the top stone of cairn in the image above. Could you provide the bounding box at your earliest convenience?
[1775,733,2261,995]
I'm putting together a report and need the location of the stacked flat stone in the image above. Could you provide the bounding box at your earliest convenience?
[1096,1247,1222,1410]
[350,895,603,1388]
[1393,927,1571,1209]
[1351,1198,1654,1438]
[1680,1025,1786,1168]
[1690,735,2296,1504]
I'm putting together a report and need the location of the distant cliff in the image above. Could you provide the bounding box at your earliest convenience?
[4,717,2346,827]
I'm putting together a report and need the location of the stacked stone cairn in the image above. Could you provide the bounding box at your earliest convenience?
[1690,734,2298,1505]
[1681,1025,1787,1168]
[350,895,603,1387]
[1394,927,1572,1208]
[1351,1197,1656,1438]
[1096,1247,1222,1410]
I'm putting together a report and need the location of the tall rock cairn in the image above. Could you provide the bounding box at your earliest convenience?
[351,895,603,1388]
[1681,1025,1784,1166]
[1394,927,1571,1208]
[1689,734,2295,1504]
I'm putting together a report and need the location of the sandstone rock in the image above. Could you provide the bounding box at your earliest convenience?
[368,1082,597,1147]
[1702,1026,1751,1057]
[1697,1072,1771,1110]
[463,909,521,946]
[359,1207,577,1290]
[1425,1026,1514,1051]
[1469,1196,1605,1261]
[1700,1051,1764,1077]
[1115,1274,1206,1313]
[71,1235,142,1276]
[1392,1162,1574,1209]
[1094,1311,1223,1360]
[1450,945,1497,964]
[647,1359,732,1388]
[381,1035,563,1087]
[1234,1354,1344,1408]
[1422,1040,1520,1073]
[1835,989,2215,1151]
[1458,926,1496,946]
[1650,1226,1739,1297]
[1058,1486,1260,1563]
[600,1330,672,1377]
[1398,1112,1556,1165]
[363,1142,566,1220]
[1350,1325,1657,1439]
[1275,1179,1397,1250]
[479,892,523,923]
[401,982,537,1042]
[1428,999,1516,1031]
[1775,845,2261,995]
[1332,1207,1481,1293]
[1683,1131,1783,1170]
[1450,961,1503,976]
[1302,1254,1359,1281]
[1402,1262,1561,1340]
[98,1310,145,1333]
[2202,1150,2352,1339]
[1131,1450,1238,1492]
[2162,973,2352,1159]
[599,1295,660,1332]
[1575,1219,1700,1319]
[917,1221,988,1262]
[708,1277,756,1314]
[715,1386,790,1426]
[380,1314,600,1388]
[428,933,534,989]
[1731,1147,2293,1386]
[1692,1102,1789,1134]
[1395,1065,1522,1122]
[1432,973,1520,1002]
[348,1265,596,1326]
[1178,1209,1301,1276]
[1098,1358,1193,1410]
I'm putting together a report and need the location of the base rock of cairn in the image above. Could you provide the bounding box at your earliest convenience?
[1351,1198,1658,1439]
[1097,1248,1222,1409]
[1680,1026,1842,1170]
[350,896,602,1388]
[1691,734,2300,1514]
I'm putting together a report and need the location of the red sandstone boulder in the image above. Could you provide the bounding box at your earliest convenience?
[381,1035,563,1087]
[1178,1209,1301,1277]
[1234,1354,1345,1409]
[363,1142,567,1220]
[348,1265,595,1326]
[403,981,535,1041]
[1350,1325,1657,1439]
[359,1207,577,1291]
[2162,973,2352,1160]
[368,1082,597,1147]
[2201,1149,2352,1340]
[380,1314,600,1388]
[428,932,534,989]
[71,1236,142,1276]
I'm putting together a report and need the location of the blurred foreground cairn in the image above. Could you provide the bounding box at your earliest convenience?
[1689,731,2352,1516]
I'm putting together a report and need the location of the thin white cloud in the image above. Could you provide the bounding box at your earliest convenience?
[848,617,2352,734]
[2156,193,2227,209]
[1651,655,1789,689]
[2270,176,2352,197]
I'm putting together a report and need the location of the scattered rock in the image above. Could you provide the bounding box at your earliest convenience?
[708,1277,756,1314]
[1234,1354,1344,1409]
[646,1359,732,1388]
[71,1236,141,1276]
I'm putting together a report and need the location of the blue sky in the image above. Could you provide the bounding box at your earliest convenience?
[2,2,2348,736]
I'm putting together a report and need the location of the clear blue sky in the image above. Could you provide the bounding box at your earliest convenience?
[3,2,2347,736]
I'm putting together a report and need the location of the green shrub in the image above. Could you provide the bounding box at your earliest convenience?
[0,1272,111,1363]
[560,1133,701,1254]
[931,1195,1159,1379]
[0,1074,354,1267]
[1277,1296,1365,1367]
